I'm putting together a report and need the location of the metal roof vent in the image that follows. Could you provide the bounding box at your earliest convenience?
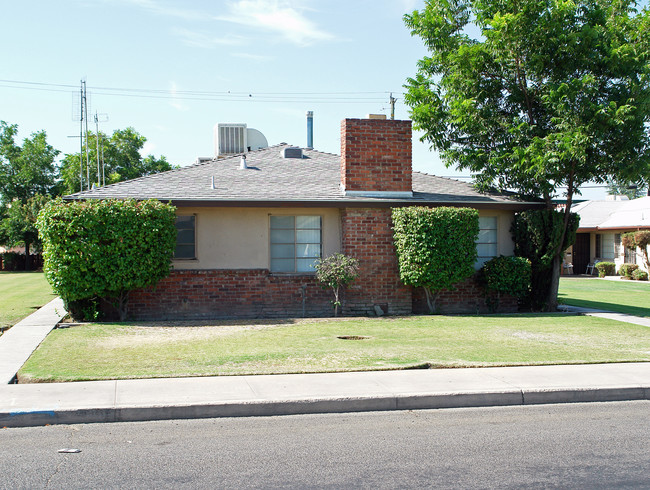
[281,147,303,159]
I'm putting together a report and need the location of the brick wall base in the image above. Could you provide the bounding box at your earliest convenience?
[122,269,334,320]
[412,276,519,314]
[341,208,412,316]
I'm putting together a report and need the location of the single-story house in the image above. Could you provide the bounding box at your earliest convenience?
[569,196,650,274]
[67,117,542,319]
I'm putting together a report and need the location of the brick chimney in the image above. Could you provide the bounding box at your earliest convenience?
[340,117,413,197]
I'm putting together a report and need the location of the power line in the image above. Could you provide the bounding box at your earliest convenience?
[0,78,401,103]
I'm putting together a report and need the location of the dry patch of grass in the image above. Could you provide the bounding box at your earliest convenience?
[18,313,650,383]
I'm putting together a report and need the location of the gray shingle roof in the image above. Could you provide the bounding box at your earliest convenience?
[66,144,539,208]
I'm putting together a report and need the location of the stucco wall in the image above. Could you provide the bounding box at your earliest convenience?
[173,207,341,270]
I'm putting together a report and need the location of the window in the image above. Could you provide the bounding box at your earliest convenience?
[597,233,615,260]
[175,215,196,259]
[476,216,497,267]
[615,234,622,256]
[270,215,321,273]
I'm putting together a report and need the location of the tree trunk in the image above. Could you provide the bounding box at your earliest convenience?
[423,287,439,314]
[24,241,31,271]
[546,255,562,311]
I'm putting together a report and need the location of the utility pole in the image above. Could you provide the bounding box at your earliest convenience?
[389,93,396,120]
[82,80,90,190]
[79,81,84,192]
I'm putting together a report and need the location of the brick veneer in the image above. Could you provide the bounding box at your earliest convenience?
[341,207,412,315]
[125,269,333,320]
[412,276,519,314]
[341,118,412,194]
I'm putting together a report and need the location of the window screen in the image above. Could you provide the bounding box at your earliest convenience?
[175,215,196,259]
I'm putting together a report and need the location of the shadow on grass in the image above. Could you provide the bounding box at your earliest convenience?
[559,297,650,318]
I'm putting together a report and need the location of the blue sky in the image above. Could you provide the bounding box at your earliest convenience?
[1,0,608,198]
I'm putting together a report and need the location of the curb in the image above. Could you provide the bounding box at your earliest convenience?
[2,386,648,428]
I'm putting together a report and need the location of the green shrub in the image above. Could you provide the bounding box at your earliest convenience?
[622,231,650,272]
[480,256,531,311]
[37,198,177,321]
[595,262,616,278]
[314,253,359,317]
[632,269,649,281]
[618,263,639,278]
[392,206,479,313]
[481,256,531,297]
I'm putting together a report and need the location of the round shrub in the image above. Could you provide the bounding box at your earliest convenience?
[480,256,532,299]
[618,263,639,278]
[595,261,616,278]
[632,269,648,281]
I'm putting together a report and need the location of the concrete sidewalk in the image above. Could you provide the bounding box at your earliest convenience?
[0,297,65,385]
[0,298,648,428]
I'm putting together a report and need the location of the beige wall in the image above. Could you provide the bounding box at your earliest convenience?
[173,207,341,270]
[478,209,515,257]
[174,206,515,270]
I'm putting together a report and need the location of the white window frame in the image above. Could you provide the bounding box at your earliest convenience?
[476,216,498,268]
[269,215,322,273]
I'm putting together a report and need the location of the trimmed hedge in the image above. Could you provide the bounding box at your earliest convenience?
[618,263,639,279]
[392,206,479,313]
[37,198,177,320]
[632,269,649,281]
[480,256,531,300]
[595,261,616,278]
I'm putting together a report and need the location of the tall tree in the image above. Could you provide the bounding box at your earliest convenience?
[0,121,59,204]
[404,0,650,309]
[59,127,174,194]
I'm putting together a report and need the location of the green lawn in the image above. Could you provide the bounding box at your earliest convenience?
[0,272,56,331]
[559,277,650,317]
[18,314,650,383]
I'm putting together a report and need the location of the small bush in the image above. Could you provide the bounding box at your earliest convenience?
[595,261,616,278]
[632,269,648,281]
[619,263,639,278]
[314,253,359,317]
[481,256,531,298]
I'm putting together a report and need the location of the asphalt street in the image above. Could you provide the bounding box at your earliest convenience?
[1,401,649,489]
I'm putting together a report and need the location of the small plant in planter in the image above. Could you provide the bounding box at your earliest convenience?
[595,262,616,278]
[314,253,359,317]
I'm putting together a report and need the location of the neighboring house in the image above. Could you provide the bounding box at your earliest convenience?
[569,196,650,274]
[66,117,542,319]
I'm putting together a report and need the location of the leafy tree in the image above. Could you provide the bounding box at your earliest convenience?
[0,195,50,270]
[392,206,479,313]
[37,199,177,321]
[511,209,579,310]
[404,0,650,310]
[606,178,648,199]
[59,128,174,194]
[0,121,59,204]
[314,253,360,316]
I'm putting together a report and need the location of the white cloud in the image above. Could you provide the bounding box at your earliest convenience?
[173,28,245,48]
[140,141,157,156]
[231,52,273,61]
[169,82,189,112]
[216,0,334,46]
[121,0,206,21]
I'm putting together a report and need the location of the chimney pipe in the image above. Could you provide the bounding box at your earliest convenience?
[306,111,313,149]
[240,155,247,169]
